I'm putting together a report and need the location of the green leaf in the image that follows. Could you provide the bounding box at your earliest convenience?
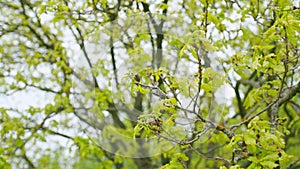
[243,89,261,108]
[273,65,285,72]
[244,131,256,145]
[179,45,187,58]
[190,46,198,59]
[248,156,259,163]
[260,161,278,169]
[202,39,218,51]
[201,83,211,93]
[261,153,279,161]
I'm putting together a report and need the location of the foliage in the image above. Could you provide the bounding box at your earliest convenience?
[0,0,300,168]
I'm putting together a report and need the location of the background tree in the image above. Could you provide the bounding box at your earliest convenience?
[0,0,300,169]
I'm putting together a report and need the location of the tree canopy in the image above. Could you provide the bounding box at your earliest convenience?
[0,0,300,168]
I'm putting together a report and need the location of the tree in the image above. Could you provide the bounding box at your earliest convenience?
[0,0,300,168]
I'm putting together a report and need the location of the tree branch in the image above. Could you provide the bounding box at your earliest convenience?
[231,81,300,130]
